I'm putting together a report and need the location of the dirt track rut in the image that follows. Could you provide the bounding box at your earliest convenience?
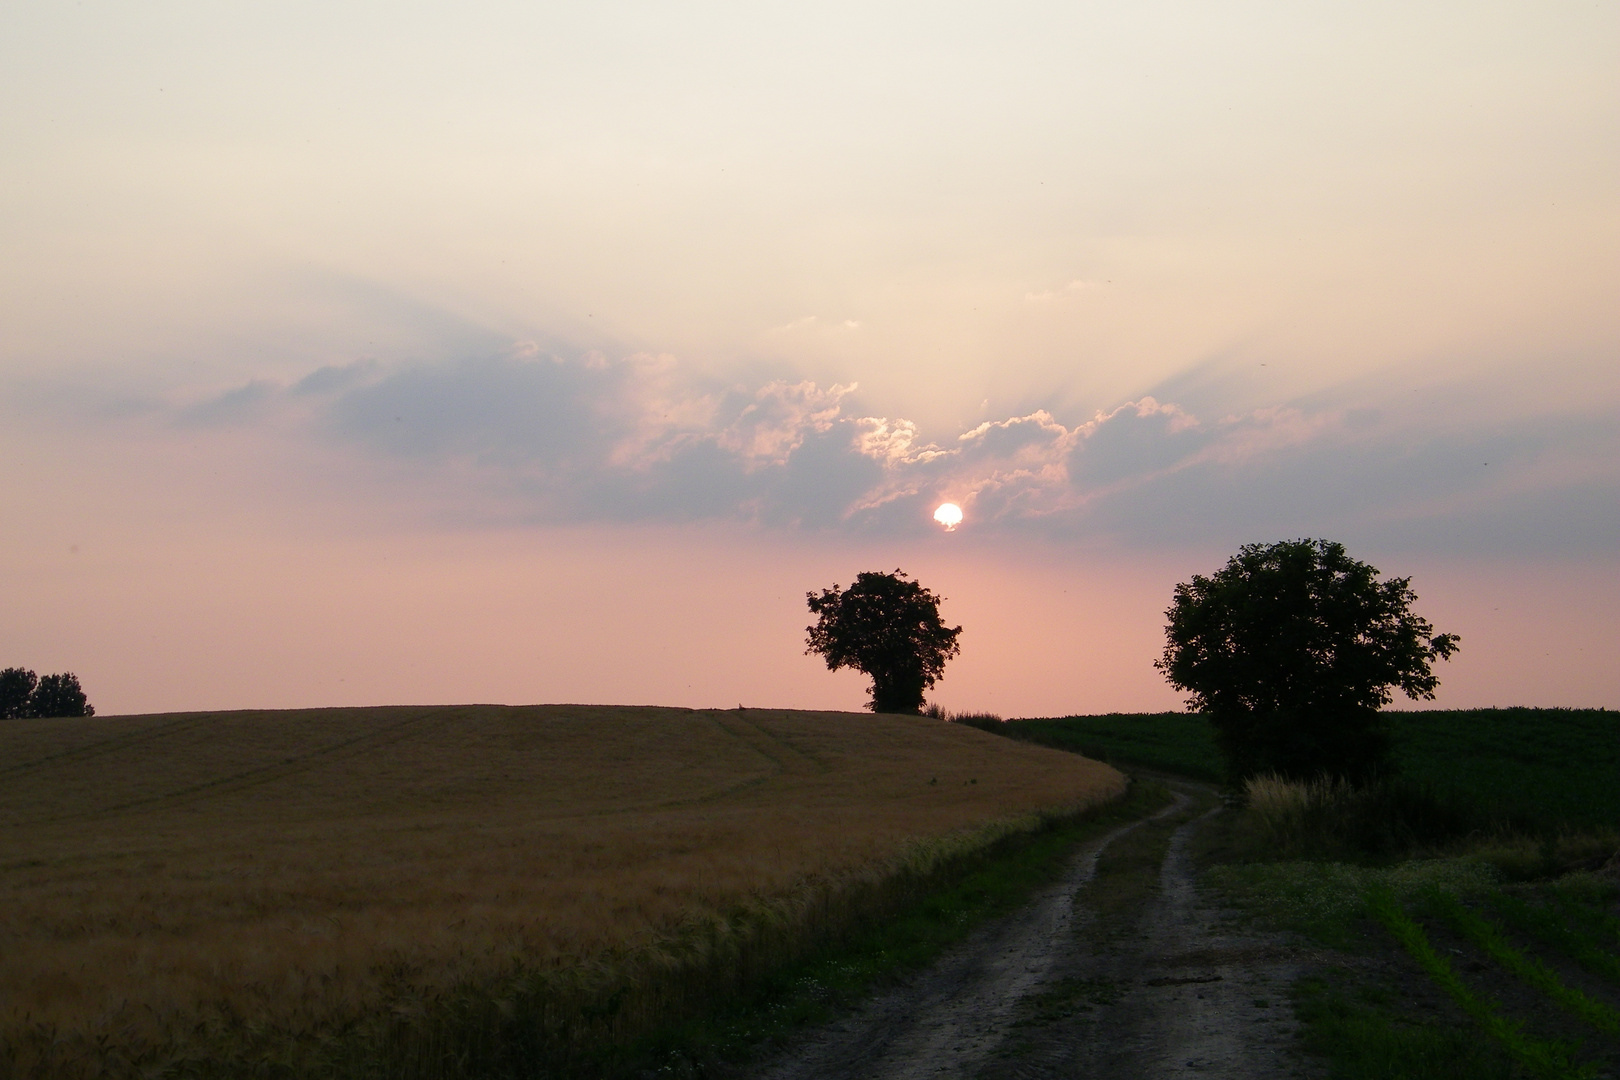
[752,787,1316,1080]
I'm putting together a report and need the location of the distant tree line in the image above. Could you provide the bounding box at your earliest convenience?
[0,668,95,718]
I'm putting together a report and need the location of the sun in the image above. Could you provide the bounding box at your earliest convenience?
[933,502,964,531]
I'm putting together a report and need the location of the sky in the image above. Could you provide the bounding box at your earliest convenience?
[3,2,1617,716]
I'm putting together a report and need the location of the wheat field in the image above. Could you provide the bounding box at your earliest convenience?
[0,704,1123,1077]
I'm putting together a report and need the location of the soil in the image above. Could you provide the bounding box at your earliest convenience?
[751,784,1322,1080]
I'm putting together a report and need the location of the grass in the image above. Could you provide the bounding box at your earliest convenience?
[1292,970,1519,1080]
[1489,889,1620,983]
[0,704,1126,1079]
[1204,853,1502,950]
[1201,813,1619,1077]
[1155,707,1619,1080]
[1366,889,1597,1080]
[1206,823,1620,1073]
[1240,772,1479,861]
[1388,708,1620,834]
[1422,889,1620,1039]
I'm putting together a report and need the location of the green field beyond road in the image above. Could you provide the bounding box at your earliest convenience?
[1004,708,1618,832]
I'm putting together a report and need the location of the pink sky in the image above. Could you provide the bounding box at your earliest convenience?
[3,3,1616,715]
[4,410,1614,716]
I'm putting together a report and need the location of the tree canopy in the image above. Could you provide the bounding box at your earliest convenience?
[805,569,963,715]
[1155,539,1458,782]
[1,668,95,718]
[0,668,37,719]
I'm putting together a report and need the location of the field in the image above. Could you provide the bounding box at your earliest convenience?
[1391,708,1620,833]
[988,707,1620,1074]
[1003,708,1619,832]
[0,705,1123,1078]
[994,712,1223,782]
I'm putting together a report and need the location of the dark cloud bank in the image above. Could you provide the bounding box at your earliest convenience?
[182,348,1615,557]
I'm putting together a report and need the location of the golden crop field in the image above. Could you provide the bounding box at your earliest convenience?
[0,705,1123,1077]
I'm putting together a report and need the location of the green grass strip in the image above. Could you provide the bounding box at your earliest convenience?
[1554,890,1620,952]
[1426,889,1620,1038]
[1291,971,1518,1080]
[1366,888,1595,1080]
[1490,892,1620,985]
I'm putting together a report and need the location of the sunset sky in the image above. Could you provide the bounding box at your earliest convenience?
[4,2,1616,716]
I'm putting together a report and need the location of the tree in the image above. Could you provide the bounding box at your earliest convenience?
[1155,539,1458,784]
[29,672,95,718]
[1,667,38,719]
[1,668,94,718]
[805,569,963,715]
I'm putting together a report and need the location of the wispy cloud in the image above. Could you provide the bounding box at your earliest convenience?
[764,315,862,335]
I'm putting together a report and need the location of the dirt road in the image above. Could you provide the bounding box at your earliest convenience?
[753,786,1317,1080]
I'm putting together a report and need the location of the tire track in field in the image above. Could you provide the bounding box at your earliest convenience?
[5,707,456,826]
[628,711,826,815]
[713,712,828,777]
[0,712,219,780]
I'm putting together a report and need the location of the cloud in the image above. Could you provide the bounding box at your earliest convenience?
[716,380,855,468]
[176,380,281,427]
[17,345,1612,555]
[1024,279,1099,303]
[764,315,861,335]
[320,355,617,468]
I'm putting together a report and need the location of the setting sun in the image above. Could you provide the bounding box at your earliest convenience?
[933,503,964,531]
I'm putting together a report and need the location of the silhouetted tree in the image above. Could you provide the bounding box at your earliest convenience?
[1156,539,1458,784]
[30,672,94,717]
[1,668,38,719]
[805,569,963,715]
[2,670,95,718]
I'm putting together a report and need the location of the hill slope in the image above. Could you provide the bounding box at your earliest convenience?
[0,704,1123,1074]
